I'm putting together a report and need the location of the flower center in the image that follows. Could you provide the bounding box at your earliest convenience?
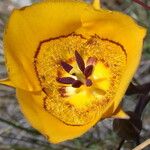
[34,34,127,125]
[56,50,111,102]
[57,50,94,88]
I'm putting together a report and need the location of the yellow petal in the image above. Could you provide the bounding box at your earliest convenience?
[0,78,14,87]
[3,1,146,143]
[16,88,101,143]
[76,9,146,116]
[92,0,101,10]
[4,0,89,91]
[112,107,129,119]
[102,105,129,119]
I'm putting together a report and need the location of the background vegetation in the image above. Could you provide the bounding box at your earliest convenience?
[0,0,150,149]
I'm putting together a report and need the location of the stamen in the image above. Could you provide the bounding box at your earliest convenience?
[58,51,96,88]
[57,77,75,84]
[72,80,83,88]
[84,65,93,78]
[75,50,85,73]
[61,61,73,73]
[87,57,97,65]
[86,79,93,87]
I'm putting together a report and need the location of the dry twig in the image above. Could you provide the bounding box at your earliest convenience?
[132,139,150,150]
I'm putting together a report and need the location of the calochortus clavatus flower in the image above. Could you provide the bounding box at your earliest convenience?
[0,0,146,143]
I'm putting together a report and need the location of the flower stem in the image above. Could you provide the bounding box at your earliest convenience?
[117,140,125,150]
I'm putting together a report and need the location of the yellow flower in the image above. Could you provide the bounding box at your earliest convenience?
[0,0,146,143]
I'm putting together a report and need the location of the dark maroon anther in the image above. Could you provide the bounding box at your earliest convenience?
[84,65,93,78]
[61,61,73,73]
[57,51,96,88]
[87,57,97,65]
[72,80,83,88]
[57,77,75,84]
[86,79,93,87]
[75,50,85,73]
